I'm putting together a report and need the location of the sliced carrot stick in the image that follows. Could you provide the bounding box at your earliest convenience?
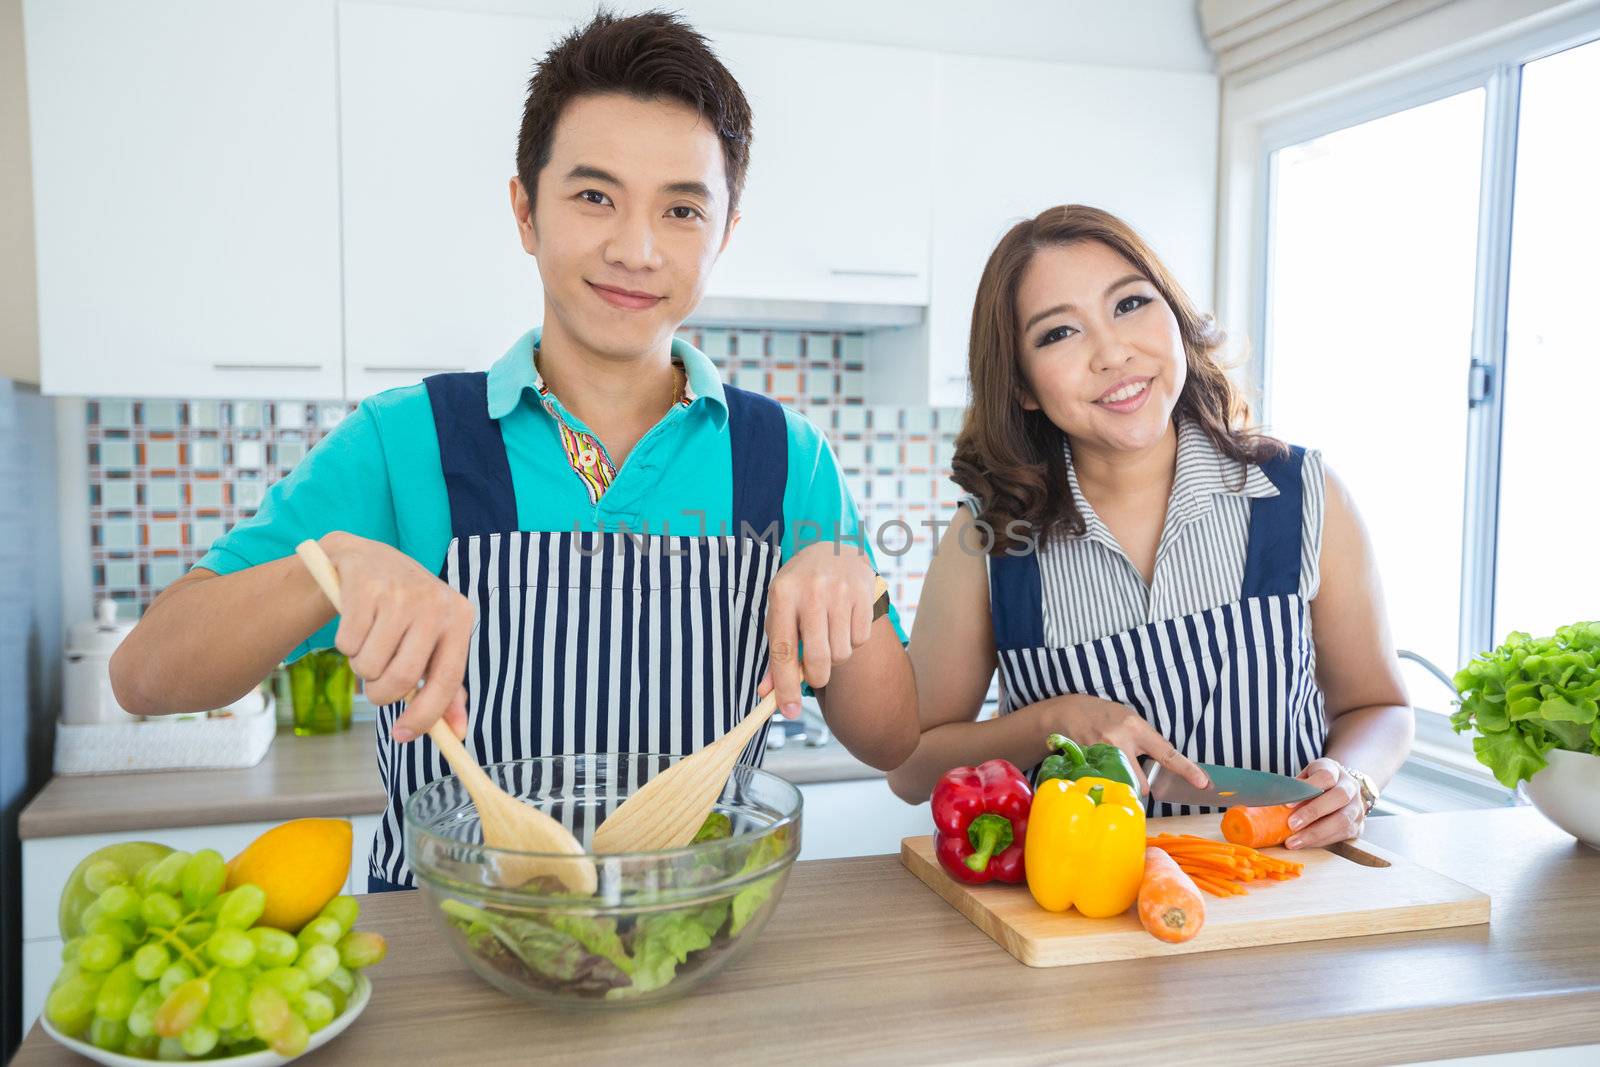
[1221,803,1297,848]
[1138,847,1207,943]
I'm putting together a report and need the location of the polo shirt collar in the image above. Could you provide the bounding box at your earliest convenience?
[485,327,729,426]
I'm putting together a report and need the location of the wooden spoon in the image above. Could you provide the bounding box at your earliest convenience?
[591,576,891,854]
[294,540,596,894]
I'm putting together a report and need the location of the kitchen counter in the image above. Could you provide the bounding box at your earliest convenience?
[17,809,1599,1065]
[18,724,884,839]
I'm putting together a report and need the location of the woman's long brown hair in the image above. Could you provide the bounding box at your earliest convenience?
[952,204,1283,555]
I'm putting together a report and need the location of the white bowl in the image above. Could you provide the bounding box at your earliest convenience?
[41,973,370,1066]
[1523,748,1600,850]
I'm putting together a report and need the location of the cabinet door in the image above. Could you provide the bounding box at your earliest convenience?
[919,55,1218,407]
[338,2,561,401]
[27,0,344,399]
[711,34,936,307]
[795,779,931,861]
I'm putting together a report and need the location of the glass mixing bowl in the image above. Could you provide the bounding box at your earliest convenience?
[405,754,801,1008]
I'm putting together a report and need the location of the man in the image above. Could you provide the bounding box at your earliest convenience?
[111,11,918,889]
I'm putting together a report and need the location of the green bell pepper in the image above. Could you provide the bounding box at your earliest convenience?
[1036,734,1140,795]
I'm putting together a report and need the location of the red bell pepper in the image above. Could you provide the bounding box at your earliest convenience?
[931,759,1031,884]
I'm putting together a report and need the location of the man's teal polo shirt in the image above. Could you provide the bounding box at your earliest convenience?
[197,329,902,660]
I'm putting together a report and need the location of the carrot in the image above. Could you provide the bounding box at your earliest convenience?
[1145,831,1305,896]
[1189,875,1239,897]
[1138,847,1207,943]
[1220,803,1298,848]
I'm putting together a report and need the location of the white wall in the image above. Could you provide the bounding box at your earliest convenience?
[1,0,39,385]
[362,0,1217,72]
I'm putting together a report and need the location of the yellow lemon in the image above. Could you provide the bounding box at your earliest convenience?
[226,818,352,931]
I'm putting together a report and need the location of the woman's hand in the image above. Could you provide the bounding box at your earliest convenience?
[763,542,879,719]
[1042,694,1210,794]
[1285,757,1365,848]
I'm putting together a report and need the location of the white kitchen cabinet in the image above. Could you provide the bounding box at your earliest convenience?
[869,54,1219,408]
[795,778,930,862]
[349,812,382,892]
[337,2,562,402]
[336,6,938,398]
[708,34,936,308]
[26,0,345,399]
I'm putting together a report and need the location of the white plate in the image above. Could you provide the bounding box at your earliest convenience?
[41,973,371,1066]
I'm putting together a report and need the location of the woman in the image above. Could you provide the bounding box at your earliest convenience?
[888,206,1413,849]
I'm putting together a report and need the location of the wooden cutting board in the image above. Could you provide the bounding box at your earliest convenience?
[900,814,1490,967]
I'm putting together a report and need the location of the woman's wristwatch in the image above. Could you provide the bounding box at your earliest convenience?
[1340,763,1380,813]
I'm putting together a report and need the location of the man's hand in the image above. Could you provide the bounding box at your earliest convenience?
[320,532,471,743]
[763,542,878,718]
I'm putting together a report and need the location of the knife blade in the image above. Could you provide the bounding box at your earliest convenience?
[1147,762,1322,808]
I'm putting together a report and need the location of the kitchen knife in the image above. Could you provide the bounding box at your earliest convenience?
[1146,761,1322,808]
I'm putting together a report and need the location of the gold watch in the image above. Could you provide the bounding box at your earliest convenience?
[1342,764,1380,814]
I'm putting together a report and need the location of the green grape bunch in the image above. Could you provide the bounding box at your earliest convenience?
[46,845,387,1060]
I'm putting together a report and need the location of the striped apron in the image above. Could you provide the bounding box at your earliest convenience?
[368,372,787,889]
[989,446,1327,818]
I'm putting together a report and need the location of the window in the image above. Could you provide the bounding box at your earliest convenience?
[1263,90,1485,682]
[1261,31,1600,720]
[1494,37,1600,640]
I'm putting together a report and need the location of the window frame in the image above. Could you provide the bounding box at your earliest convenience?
[1243,9,1600,783]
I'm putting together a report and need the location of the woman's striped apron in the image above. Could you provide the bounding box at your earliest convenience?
[368,372,786,889]
[989,446,1327,818]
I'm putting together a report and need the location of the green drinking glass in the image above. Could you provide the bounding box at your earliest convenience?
[288,650,355,736]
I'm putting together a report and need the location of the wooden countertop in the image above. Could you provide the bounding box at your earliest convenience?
[18,728,385,839]
[18,726,882,840]
[17,808,1600,1065]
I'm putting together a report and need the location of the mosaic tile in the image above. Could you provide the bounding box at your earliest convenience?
[697,328,731,360]
[769,369,800,400]
[769,332,800,360]
[105,560,139,589]
[100,480,137,509]
[98,440,135,468]
[275,402,307,430]
[145,440,180,468]
[141,401,180,430]
[148,520,183,549]
[235,477,265,509]
[146,479,181,509]
[148,558,187,589]
[274,441,306,467]
[191,440,222,468]
[835,407,868,435]
[805,333,836,363]
[84,328,962,623]
[98,400,134,428]
[101,520,137,550]
[191,480,224,508]
[733,331,766,359]
[192,518,228,551]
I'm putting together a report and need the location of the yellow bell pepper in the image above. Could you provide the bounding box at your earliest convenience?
[1024,775,1147,918]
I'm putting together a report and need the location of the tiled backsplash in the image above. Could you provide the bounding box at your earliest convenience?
[84,328,965,626]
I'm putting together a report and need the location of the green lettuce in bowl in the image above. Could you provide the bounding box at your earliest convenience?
[1451,621,1600,787]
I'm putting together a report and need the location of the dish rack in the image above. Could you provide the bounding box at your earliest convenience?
[53,692,276,775]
